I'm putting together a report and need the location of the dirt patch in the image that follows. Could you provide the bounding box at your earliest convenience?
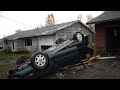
[0,59,16,65]
[2,57,120,79]
[46,58,120,79]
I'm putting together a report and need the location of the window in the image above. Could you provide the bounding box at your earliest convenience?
[0,47,3,49]
[25,38,32,46]
[114,29,117,36]
[4,40,8,45]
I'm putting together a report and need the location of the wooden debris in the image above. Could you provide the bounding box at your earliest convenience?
[83,55,100,64]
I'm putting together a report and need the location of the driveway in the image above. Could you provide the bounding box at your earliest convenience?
[1,57,120,79]
[0,59,16,65]
[46,58,120,79]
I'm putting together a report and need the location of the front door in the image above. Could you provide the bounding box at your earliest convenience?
[106,26,120,53]
[12,41,14,51]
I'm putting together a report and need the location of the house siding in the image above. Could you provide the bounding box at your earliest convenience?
[38,35,54,51]
[24,37,39,52]
[53,34,56,45]
[4,22,94,52]
[39,35,54,46]
[14,39,25,51]
[8,41,13,51]
[0,40,4,51]
[7,37,39,52]
[55,23,94,47]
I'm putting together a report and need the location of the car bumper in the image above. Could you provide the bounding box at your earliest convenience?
[7,66,34,79]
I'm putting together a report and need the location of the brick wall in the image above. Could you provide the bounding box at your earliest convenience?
[95,23,105,54]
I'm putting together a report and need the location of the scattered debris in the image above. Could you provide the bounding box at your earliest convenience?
[55,72,64,79]
[83,55,100,64]
[98,56,116,60]
[82,59,88,62]
[46,57,120,79]
[71,71,76,74]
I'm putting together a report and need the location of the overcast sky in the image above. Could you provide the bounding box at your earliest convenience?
[0,11,103,39]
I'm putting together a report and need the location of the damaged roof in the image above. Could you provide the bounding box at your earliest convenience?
[5,20,93,40]
[86,11,120,24]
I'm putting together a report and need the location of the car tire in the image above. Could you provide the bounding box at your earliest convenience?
[73,32,84,41]
[30,52,49,70]
[16,56,30,65]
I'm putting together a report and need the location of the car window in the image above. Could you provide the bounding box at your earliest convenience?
[44,40,73,54]
[51,40,74,54]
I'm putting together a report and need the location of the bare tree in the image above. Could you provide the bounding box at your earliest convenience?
[77,14,83,21]
[15,29,22,33]
[86,14,95,31]
[77,14,86,23]
[46,13,55,26]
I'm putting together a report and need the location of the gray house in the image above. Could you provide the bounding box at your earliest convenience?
[1,20,94,52]
[0,39,4,51]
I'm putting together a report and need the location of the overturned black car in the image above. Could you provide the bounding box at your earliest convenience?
[7,32,94,79]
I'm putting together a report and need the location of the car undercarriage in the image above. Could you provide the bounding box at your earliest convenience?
[7,32,94,79]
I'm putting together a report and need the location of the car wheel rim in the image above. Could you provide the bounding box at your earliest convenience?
[77,33,82,41]
[35,54,46,67]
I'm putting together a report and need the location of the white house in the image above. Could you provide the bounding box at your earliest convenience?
[0,39,4,51]
[1,20,94,52]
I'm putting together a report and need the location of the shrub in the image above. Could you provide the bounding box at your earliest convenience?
[91,42,96,55]
[4,46,12,53]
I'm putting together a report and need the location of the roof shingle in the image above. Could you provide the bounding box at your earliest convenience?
[86,11,120,24]
[4,20,93,40]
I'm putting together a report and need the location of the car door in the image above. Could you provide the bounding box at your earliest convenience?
[51,46,80,67]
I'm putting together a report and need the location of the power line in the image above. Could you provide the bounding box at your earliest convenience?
[0,33,6,37]
[0,15,35,28]
[0,33,5,36]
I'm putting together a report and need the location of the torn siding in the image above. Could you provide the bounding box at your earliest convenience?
[56,23,94,45]
[4,21,94,52]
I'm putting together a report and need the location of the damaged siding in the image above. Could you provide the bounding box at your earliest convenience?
[39,35,54,46]
[7,41,13,51]
[14,39,25,51]
[38,35,54,51]
[0,40,4,51]
[24,37,39,52]
[7,37,39,52]
[55,23,94,45]
[4,22,94,52]
[6,39,25,52]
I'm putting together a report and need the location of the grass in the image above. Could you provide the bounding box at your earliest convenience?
[0,52,33,79]
[0,44,97,79]
[0,51,32,60]
[0,63,16,79]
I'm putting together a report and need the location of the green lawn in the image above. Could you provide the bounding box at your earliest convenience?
[0,63,16,79]
[0,52,32,60]
[0,52,32,79]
